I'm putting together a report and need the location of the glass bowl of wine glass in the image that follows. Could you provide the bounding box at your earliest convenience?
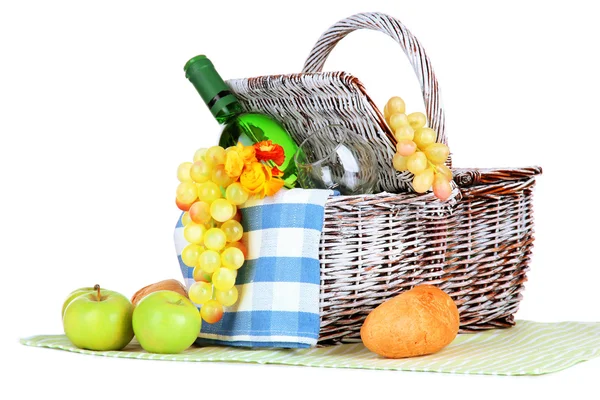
[293,124,378,195]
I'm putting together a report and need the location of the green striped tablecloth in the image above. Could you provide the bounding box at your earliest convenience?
[20,320,600,376]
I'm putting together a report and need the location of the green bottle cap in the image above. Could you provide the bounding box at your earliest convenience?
[184,55,240,119]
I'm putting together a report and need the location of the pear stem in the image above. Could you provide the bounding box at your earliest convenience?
[94,284,101,301]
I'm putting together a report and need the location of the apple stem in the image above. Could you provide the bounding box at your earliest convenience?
[94,284,101,301]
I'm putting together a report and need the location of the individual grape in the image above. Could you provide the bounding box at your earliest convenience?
[396,140,417,157]
[413,127,437,149]
[184,222,206,245]
[201,300,224,324]
[211,164,234,187]
[215,287,239,307]
[176,182,198,205]
[221,220,243,242]
[198,249,221,273]
[394,125,414,141]
[392,153,408,172]
[386,96,406,116]
[408,112,427,130]
[225,182,249,205]
[176,198,194,212]
[193,265,212,283]
[181,243,203,267]
[210,198,235,222]
[435,164,453,181]
[406,152,428,175]
[212,268,237,291]
[204,228,227,251]
[188,281,213,305]
[189,201,211,225]
[433,174,452,201]
[205,146,226,167]
[226,241,248,258]
[198,181,222,203]
[193,147,208,162]
[181,212,192,226]
[177,162,193,182]
[221,247,245,270]
[189,160,211,183]
[389,113,409,132]
[412,168,435,193]
[424,143,450,165]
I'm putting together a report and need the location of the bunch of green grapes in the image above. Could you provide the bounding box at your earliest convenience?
[384,96,453,201]
[175,146,249,324]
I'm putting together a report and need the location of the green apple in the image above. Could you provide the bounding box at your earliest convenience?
[61,287,95,318]
[63,284,134,351]
[132,290,201,354]
[61,286,121,318]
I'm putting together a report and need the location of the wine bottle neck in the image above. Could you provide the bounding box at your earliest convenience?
[184,55,242,123]
[215,102,243,124]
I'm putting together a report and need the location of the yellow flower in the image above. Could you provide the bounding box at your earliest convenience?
[233,142,257,164]
[240,162,268,195]
[224,143,257,179]
[224,150,244,178]
[264,176,285,197]
[239,162,285,198]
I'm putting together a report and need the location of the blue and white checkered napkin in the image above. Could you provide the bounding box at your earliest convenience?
[174,188,332,348]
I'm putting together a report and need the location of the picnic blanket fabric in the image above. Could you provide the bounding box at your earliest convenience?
[20,321,600,376]
[174,188,333,348]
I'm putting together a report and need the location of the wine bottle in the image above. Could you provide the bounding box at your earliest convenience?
[184,55,298,188]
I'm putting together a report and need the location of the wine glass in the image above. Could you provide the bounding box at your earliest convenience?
[293,125,378,195]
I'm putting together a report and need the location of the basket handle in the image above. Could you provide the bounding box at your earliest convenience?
[302,12,447,146]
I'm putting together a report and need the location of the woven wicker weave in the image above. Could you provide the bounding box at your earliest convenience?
[227,12,542,344]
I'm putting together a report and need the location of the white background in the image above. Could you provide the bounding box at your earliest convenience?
[2,0,599,398]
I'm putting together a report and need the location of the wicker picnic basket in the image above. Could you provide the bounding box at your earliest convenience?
[226,12,542,345]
